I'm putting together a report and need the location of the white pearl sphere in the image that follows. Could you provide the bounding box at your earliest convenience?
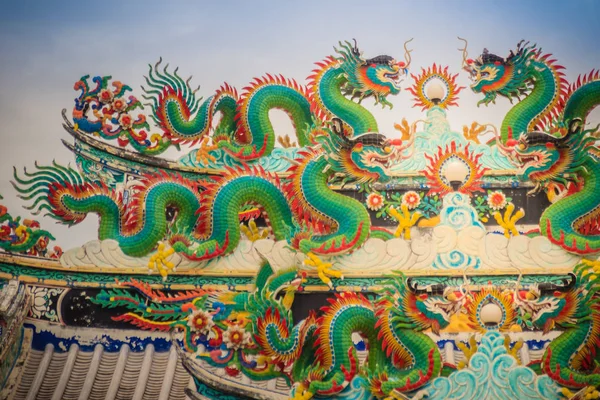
[426,82,445,102]
[480,302,503,326]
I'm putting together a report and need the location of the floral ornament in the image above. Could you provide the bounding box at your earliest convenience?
[487,191,507,211]
[366,192,385,211]
[401,191,421,210]
[118,114,134,129]
[187,309,215,335]
[112,97,128,112]
[222,325,252,350]
[98,88,114,104]
[28,287,62,322]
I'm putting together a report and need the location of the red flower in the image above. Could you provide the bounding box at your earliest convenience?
[98,89,114,104]
[112,97,127,112]
[118,114,134,129]
[487,191,507,211]
[401,191,421,210]
[366,192,385,211]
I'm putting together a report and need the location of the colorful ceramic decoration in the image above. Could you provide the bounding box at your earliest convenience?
[1,38,600,400]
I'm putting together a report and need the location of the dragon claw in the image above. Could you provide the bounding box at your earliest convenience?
[560,386,600,399]
[493,202,525,238]
[304,252,342,288]
[389,204,421,240]
[292,383,314,400]
[148,242,176,280]
[240,218,269,241]
[195,136,218,165]
[456,335,478,369]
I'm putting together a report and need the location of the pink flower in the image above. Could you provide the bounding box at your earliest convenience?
[222,325,251,350]
[401,191,421,210]
[112,97,128,112]
[98,89,114,104]
[118,114,134,129]
[187,310,214,335]
[366,192,385,211]
[487,191,507,211]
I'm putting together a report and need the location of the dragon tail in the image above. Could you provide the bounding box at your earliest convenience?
[142,58,238,145]
[12,161,116,225]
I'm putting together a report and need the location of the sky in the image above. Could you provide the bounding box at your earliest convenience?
[1,0,600,251]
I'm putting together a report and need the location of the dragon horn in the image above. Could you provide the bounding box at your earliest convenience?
[460,267,470,298]
[457,37,472,72]
[512,266,523,303]
[351,38,361,58]
[402,38,414,69]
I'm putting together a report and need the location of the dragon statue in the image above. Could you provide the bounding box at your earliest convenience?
[91,257,465,400]
[514,261,600,389]
[462,39,600,254]
[72,39,411,161]
[6,36,600,400]
[13,117,410,263]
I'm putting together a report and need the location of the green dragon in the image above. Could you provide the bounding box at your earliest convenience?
[91,257,465,399]
[73,40,410,160]
[514,261,600,389]
[507,119,600,254]
[13,121,406,262]
[461,39,600,143]
[464,39,600,254]
[290,275,464,400]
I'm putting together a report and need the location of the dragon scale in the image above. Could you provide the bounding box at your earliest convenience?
[541,157,600,254]
[501,64,563,140]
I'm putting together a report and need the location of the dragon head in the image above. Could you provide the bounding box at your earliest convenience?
[405,279,467,334]
[336,39,412,107]
[513,274,577,333]
[459,39,536,106]
[321,118,405,184]
[418,287,466,334]
[510,119,585,192]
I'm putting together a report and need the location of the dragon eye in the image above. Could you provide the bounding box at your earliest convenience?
[517,142,527,151]
[481,71,490,78]
[384,146,392,153]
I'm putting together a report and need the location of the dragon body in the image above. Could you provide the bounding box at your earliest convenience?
[509,119,600,254]
[293,276,461,400]
[465,40,600,254]
[516,262,600,388]
[73,40,408,161]
[463,40,569,143]
[14,123,404,259]
[93,259,462,399]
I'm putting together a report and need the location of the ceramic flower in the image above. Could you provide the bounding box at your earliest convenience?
[112,97,128,112]
[98,88,114,104]
[118,114,134,129]
[487,191,507,211]
[187,309,215,335]
[366,192,384,211]
[222,325,251,350]
[401,191,421,210]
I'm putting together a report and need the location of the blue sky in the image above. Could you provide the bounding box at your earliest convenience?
[1,0,599,249]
